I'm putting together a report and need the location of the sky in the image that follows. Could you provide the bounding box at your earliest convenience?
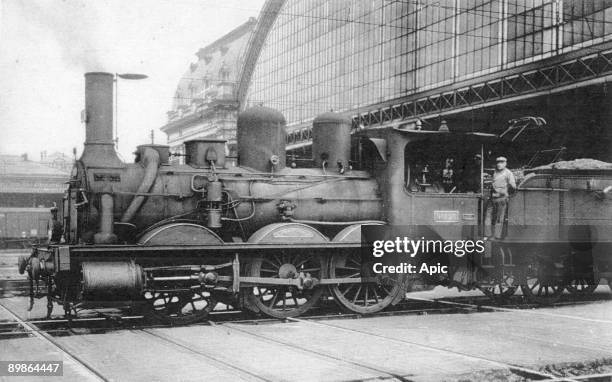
[0,0,265,160]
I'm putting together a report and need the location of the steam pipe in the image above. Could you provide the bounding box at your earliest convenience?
[121,147,160,223]
[94,185,117,244]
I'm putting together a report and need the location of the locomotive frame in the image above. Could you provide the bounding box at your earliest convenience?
[19,72,612,324]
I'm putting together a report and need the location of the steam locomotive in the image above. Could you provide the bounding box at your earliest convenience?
[19,72,612,324]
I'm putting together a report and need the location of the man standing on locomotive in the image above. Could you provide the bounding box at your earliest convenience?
[485,156,516,239]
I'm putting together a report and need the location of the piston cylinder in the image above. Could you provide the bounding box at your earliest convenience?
[82,261,144,300]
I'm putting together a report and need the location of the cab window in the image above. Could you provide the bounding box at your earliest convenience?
[404,138,482,194]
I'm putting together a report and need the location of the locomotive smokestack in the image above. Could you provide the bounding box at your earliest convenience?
[80,72,123,167]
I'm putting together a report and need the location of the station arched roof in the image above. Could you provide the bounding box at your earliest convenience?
[236,0,286,109]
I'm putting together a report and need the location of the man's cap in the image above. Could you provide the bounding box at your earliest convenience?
[50,206,58,212]
[474,154,482,159]
[496,156,507,162]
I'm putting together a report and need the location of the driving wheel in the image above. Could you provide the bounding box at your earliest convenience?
[328,224,403,314]
[245,223,328,319]
[247,252,326,318]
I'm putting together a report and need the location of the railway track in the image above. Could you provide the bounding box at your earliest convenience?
[139,329,275,381]
[141,296,612,382]
[0,291,610,336]
[406,295,612,325]
[0,297,464,338]
[0,302,109,381]
[1,295,611,381]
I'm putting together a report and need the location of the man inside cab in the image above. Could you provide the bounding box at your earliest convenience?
[460,153,482,193]
[485,156,516,239]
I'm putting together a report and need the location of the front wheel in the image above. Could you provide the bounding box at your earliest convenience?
[143,289,216,325]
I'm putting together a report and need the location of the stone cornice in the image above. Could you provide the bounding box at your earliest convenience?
[161,100,240,133]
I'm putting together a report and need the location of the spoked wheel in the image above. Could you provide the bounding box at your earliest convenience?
[479,245,517,302]
[519,256,565,304]
[144,289,216,325]
[245,223,329,319]
[566,277,600,295]
[328,252,402,314]
[247,253,326,319]
[479,280,517,302]
[520,272,565,305]
[328,223,402,314]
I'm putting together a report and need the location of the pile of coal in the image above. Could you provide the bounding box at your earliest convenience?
[531,158,612,172]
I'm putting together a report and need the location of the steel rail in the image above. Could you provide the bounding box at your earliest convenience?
[286,317,578,382]
[546,372,612,381]
[139,329,274,382]
[404,297,612,356]
[405,296,612,325]
[211,321,411,381]
[0,302,108,382]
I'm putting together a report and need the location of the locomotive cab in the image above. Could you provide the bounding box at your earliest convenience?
[357,127,496,235]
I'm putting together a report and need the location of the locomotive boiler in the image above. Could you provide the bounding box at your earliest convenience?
[71,73,381,242]
[19,72,612,324]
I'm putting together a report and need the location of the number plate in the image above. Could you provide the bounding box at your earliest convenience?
[433,210,460,223]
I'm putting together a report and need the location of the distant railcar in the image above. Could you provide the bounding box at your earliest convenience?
[0,207,49,248]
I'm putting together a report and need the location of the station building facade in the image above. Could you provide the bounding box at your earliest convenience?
[161,18,257,164]
[237,0,612,163]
